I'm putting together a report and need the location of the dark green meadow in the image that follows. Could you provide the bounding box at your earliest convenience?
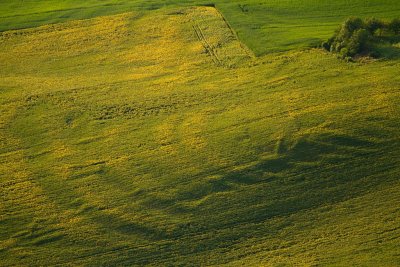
[0,1,400,266]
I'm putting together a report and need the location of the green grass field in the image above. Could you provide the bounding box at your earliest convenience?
[1,1,400,266]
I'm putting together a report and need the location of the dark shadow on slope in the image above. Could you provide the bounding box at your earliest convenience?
[91,212,167,240]
[373,43,400,59]
[225,132,376,185]
[140,132,380,216]
[184,132,387,230]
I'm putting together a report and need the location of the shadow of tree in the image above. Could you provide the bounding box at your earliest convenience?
[374,43,400,59]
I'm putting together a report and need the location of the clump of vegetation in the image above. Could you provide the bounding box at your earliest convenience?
[389,18,400,34]
[323,17,400,59]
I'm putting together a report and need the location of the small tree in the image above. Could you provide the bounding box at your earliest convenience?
[365,17,385,35]
[347,29,369,56]
[339,17,364,39]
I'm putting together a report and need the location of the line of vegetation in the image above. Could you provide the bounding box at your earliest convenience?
[323,17,400,60]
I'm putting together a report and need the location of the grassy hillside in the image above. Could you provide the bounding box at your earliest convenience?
[1,2,400,267]
[1,0,400,54]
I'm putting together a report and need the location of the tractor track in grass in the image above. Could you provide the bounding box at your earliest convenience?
[192,23,222,66]
[189,6,252,68]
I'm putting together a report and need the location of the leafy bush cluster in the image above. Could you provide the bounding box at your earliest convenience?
[323,17,400,58]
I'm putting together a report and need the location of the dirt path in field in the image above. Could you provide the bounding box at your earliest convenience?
[186,6,253,68]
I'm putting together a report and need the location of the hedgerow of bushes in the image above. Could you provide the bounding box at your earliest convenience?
[323,17,400,59]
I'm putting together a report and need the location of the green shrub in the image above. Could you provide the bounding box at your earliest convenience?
[339,17,364,39]
[347,29,369,56]
[339,47,349,58]
[365,17,385,35]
